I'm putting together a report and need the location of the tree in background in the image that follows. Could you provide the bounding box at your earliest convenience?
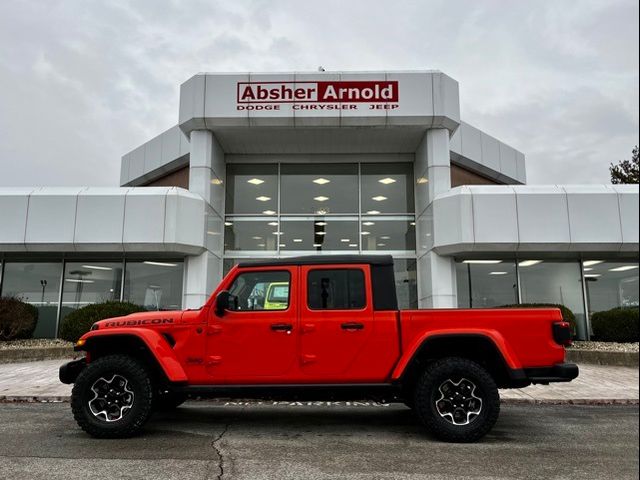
[610,146,639,184]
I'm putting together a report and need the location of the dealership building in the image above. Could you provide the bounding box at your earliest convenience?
[0,70,638,340]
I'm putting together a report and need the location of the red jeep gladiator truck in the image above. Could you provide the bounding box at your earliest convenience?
[60,255,578,442]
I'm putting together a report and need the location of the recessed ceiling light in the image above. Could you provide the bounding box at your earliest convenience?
[416,177,428,184]
[316,209,328,215]
[372,196,387,202]
[340,239,350,242]
[65,278,95,284]
[279,244,286,247]
[247,178,264,185]
[584,274,601,278]
[313,243,322,247]
[224,221,233,226]
[366,210,380,215]
[315,221,327,226]
[272,231,282,235]
[410,222,416,226]
[313,178,330,185]
[583,267,593,271]
[377,243,386,247]
[380,236,390,240]
[293,239,303,243]
[378,177,396,185]
[268,221,278,226]
[462,260,502,264]
[361,231,370,235]
[314,196,329,202]
[316,231,326,235]
[489,271,508,275]
[363,221,375,226]
[518,260,542,267]
[210,178,223,185]
[349,244,358,247]
[583,260,604,267]
[263,210,276,215]
[81,265,112,271]
[257,243,265,247]
[252,236,262,240]
[143,261,177,267]
[256,196,271,202]
[609,265,639,272]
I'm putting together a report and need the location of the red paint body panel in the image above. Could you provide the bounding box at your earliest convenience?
[78,261,570,387]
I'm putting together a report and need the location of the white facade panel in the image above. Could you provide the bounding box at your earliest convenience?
[204,73,249,128]
[25,187,85,251]
[471,186,519,250]
[0,188,37,251]
[74,187,129,251]
[515,186,571,250]
[164,189,206,254]
[613,184,639,251]
[480,133,501,175]
[122,188,169,251]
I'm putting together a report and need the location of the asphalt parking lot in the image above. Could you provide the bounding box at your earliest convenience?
[0,402,637,479]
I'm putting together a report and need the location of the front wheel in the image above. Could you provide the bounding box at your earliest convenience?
[413,357,500,443]
[71,354,154,438]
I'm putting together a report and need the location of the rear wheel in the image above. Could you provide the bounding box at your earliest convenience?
[71,354,154,438]
[413,357,500,443]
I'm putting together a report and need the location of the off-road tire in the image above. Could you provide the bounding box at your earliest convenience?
[154,391,187,411]
[413,357,500,443]
[71,354,154,438]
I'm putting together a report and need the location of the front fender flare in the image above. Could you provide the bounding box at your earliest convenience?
[79,328,188,383]
[391,329,521,380]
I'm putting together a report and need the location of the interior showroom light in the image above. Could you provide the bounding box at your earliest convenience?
[263,210,276,215]
[518,260,543,267]
[293,239,303,243]
[268,222,278,226]
[372,196,387,202]
[363,221,375,226]
[609,265,639,272]
[82,265,112,271]
[256,196,271,202]
[313,178,330,185]
[247,178,264,185]
[416,177,428,184]
[65,278,95,283]
[583,260,604,266]
[315,221,327,226]
[489,271,508,275]
[224,221,233,226]
[378,177,396,184]
[143,261,177,267]
[366,210,381,215]
[314,196,329,202]
[210,178,223,185]
[462,260,502,264]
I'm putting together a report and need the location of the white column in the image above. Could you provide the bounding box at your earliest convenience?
[415,128,457,308]
[183,130,225,308]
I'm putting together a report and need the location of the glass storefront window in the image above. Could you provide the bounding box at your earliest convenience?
[456,260,518,308]
[280,164,358,214]
[519,260,587,339]
[0,262,63,338]
[584,260,639,314]
[224,218,279,251]
[226,164,278,215]
[60,262,123,322]
[122,261,184,311]
[361,163,414,214]
[360,217,415,251]
[394,258,418,309]
[279,217,359,251]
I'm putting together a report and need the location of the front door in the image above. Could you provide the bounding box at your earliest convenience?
[299,265,375,382]
[206,267,298,383]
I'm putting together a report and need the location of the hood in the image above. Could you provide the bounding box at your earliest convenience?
[93,310,184,330]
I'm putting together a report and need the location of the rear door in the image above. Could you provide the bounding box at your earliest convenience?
[299,265,375,382]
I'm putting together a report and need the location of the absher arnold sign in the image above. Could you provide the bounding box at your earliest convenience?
[236,80,399,110]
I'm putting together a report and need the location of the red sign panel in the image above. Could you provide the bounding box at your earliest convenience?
[237,81,398,104]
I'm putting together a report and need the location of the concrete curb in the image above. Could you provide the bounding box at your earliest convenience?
[1,396,638,406]
[0,346,75,364]
[566,349,638,367]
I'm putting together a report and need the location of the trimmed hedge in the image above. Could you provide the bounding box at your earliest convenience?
[501,303,577,337]
[591,307,639,343]
[0,297,39,341]
[58,301,146,342]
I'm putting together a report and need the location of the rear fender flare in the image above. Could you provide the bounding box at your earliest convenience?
[80,328,188,382]
[391,329,520,380]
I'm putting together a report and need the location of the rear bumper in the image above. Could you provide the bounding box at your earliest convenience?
[59,358,86,384]
[508,363,579,387]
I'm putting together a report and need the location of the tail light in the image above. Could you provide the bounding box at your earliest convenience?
[552,321,572,346]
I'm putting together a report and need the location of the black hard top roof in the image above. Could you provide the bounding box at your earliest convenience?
[237,255,394,268]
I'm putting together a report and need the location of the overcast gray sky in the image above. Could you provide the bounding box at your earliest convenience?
[0,0,638,187]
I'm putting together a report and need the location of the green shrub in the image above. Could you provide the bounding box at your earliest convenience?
[0,297,39,341]
[591,307,639,343]
[58,301,146,342]
[500,303,577,337]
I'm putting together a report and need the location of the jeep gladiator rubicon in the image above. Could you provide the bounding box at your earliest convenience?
[60,255,578,442]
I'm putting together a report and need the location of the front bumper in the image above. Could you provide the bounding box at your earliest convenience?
[59,358,86,384]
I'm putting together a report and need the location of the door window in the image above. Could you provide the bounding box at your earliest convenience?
[307,269,366,310]
[227,271,290,311]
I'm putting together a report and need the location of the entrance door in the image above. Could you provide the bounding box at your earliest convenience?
[206,267,298,383]
[299,265,375,382]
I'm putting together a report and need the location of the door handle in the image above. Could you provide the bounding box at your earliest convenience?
[271,323,293,332]
[341,322,364,330]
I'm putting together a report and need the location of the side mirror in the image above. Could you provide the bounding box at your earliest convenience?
[215,290,231,317]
